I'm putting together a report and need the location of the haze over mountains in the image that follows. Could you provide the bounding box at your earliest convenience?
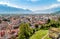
[0,4,60,14]
[35,6,60,14]
[0,4,32,14]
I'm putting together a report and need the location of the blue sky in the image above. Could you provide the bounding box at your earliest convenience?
[0,0,60,11]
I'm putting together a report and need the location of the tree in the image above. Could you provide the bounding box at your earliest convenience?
[41,19,60,30]
[34,24,40,31]
[58,17,60,21]
[3,18,10,22]
[18,23,33,39]
[0,20,2,23]
[47,18,50,24]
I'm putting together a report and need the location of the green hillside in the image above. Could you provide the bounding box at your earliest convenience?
[29,30,51,39]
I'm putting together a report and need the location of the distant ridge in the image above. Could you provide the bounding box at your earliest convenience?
[34,6,60,14]
[52,11,60,14]
[0,4,32,14]
[0,4,60,14]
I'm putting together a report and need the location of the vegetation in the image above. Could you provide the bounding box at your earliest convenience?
[18,19,60,39]
[0,20,2,23]
[34,24,40,31]
[41,19,60,30]
[44,36,51,39]
[3,18,10,22]
[29,30,49,39]
[18,23,33,39]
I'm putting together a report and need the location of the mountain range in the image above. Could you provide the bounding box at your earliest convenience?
[0,4,32,14]
[0,4,60,14]
[35,7,60,14]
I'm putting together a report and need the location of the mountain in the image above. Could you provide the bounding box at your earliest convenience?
[35,7,60,14]
[51,11,60,15]
[0,4,60,14]
[0,4,32,14]
[55,11,60,14]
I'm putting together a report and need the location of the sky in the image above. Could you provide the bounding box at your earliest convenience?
[0,0,60,11]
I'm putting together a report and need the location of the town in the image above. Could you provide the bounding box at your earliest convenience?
[0,14,60,39]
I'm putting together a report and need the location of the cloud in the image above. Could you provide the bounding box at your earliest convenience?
[34,3,60,11]
[0,1,28,9]
[0,1,18,8]
[0,1,60,11]
[0,1,9,5]
[44,4,60,10]
[57,0,60,2]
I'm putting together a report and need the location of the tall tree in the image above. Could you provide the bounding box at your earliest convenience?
[18,23,33,39]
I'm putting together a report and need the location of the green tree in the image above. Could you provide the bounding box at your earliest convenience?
[47,18,51,24]
[58,17,60,21]
[0,20,2,23]
[34,24,40,31]
[18,23,33,39]
[41,19,60,30]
